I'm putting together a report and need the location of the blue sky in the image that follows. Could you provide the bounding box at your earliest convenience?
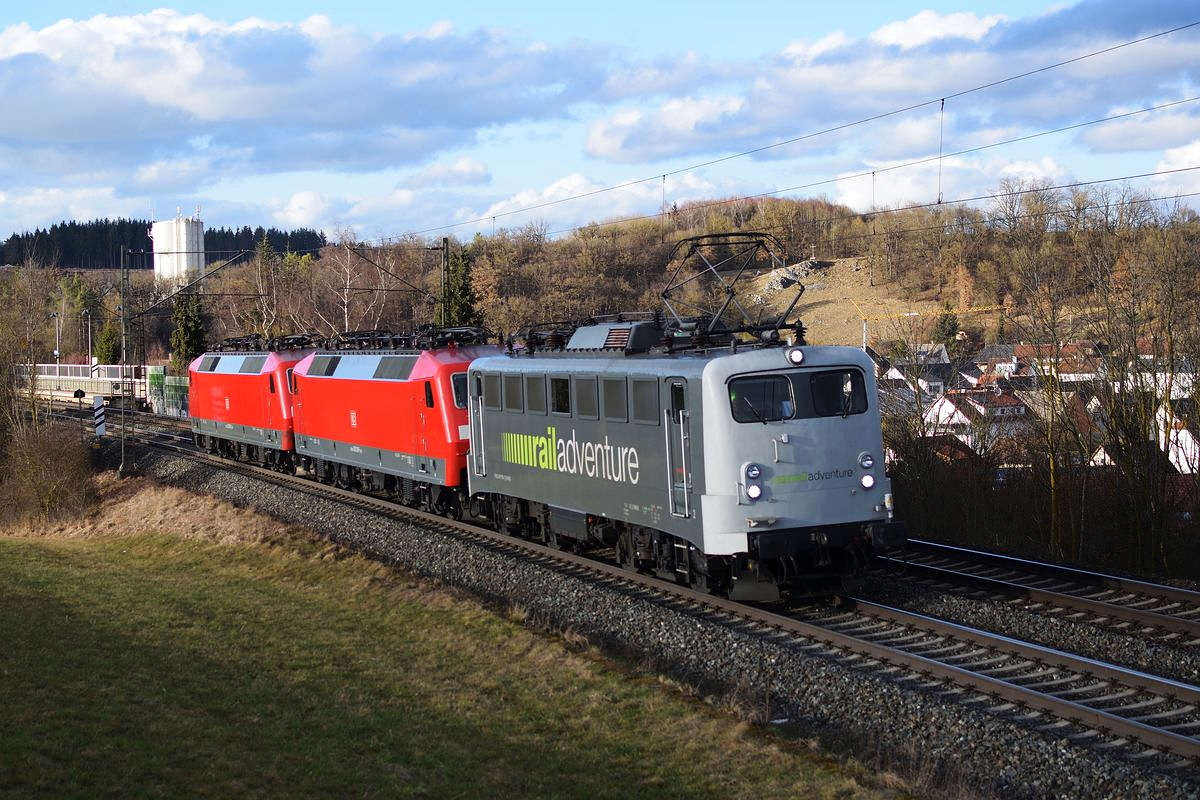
[2,1,1198,245]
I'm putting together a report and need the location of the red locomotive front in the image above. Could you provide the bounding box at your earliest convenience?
[289,329,497,505]
[188,340,314,469]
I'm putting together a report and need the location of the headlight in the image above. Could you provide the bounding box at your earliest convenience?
[861,474,876,489]
[858,452,875,470]
[745,463,762,480]
[785,347,804,365]
[746,484,763,500]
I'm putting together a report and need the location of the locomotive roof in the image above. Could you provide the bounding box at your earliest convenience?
[474,328,872,384]
[506,314,803,359]
[295,342,497,381]
[190,347,311,374]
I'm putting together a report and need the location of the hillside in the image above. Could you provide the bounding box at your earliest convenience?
[756,257,945,348]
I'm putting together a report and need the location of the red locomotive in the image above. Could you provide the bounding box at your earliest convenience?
[290,327,497,514]
[189,333,318,470]
[191,327,497,515]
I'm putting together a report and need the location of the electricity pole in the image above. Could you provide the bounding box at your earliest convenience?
[119,245,130,477]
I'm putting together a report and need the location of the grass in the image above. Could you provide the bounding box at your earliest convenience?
[0,475,903,799]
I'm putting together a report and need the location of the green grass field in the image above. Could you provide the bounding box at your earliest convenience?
[0,481,901,799]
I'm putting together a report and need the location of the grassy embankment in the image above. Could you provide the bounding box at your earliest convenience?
[0,474,905,799]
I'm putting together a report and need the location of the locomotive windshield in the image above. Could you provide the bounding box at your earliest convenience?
[451,372,468,409]
[729,368,868,423]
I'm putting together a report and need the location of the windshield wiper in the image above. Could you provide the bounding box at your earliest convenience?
[739,396,767,424]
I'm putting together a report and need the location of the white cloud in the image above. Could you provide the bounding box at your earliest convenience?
[404,158,491,188]
[472,172,666,232]
[1153,140,1200,197]
[782,31,852,63]
[405,20,455,41]
[585,95,746,162]
[345,189,417,220]
[463,169,751,235]
[995,156,1070,185]
[601,52,711,97]
[272,191,332,228]
[132,159,212,192]
[832,152,1072,212]
[870,11,1005,50]
[0,186,146,233]
[1081,106,1200,153]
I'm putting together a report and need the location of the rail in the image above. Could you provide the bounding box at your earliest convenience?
[885,539,1200,638]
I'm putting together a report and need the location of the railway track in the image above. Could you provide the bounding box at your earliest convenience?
[803,598,1200,762]
[882,539,1200,640]
[98,423,1200,769]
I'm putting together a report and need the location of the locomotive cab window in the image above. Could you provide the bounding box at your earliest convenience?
[374,356,418,381]
[309,355,341,377]
[239,356,267,374]
[730,369,869,422]
[451,372,468,409]
[810,369,868,417]
[729,375,793,423]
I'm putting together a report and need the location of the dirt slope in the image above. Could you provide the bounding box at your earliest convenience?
[751,257,945,347]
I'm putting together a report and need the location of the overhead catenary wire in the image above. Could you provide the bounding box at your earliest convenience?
[390,20,1200,245]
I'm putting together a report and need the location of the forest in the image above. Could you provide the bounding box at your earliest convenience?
[1,218,327,269]
[2,177,1200,580]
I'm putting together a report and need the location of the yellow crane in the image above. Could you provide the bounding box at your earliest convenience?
[849,300,1008,349]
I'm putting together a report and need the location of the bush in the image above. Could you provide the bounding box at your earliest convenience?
[0,423,97,528]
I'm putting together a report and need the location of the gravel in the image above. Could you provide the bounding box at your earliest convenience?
[121,443,1200,800]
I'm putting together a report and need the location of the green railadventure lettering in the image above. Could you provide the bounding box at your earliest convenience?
[502,426,641,485]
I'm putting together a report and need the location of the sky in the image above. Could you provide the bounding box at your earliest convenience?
[2,1,1199,247]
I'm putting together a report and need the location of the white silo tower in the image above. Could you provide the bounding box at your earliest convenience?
[150,209,205,287]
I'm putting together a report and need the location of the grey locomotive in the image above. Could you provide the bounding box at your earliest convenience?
[464,233,904,599]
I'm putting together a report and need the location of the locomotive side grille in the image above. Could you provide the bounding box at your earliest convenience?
[603,327,631,349]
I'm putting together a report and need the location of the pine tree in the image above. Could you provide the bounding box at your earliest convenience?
[444,247,484,328]
[933,303,960,346]
[169,290,207,375]
[94,323,121,364]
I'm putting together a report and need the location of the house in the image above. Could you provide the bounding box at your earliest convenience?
[974,344,1018,378]
[1015,389,1104,450]
[868,343,976,404]
[1014,341,1105,388]
[1157,397,1200,474]
[923,388,1032,455]
[1090,439,1179,475]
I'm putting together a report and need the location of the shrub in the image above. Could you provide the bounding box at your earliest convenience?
[0,423,97,527]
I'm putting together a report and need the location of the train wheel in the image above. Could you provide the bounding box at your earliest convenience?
[615,529,638,570]
[435,491,462,521]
